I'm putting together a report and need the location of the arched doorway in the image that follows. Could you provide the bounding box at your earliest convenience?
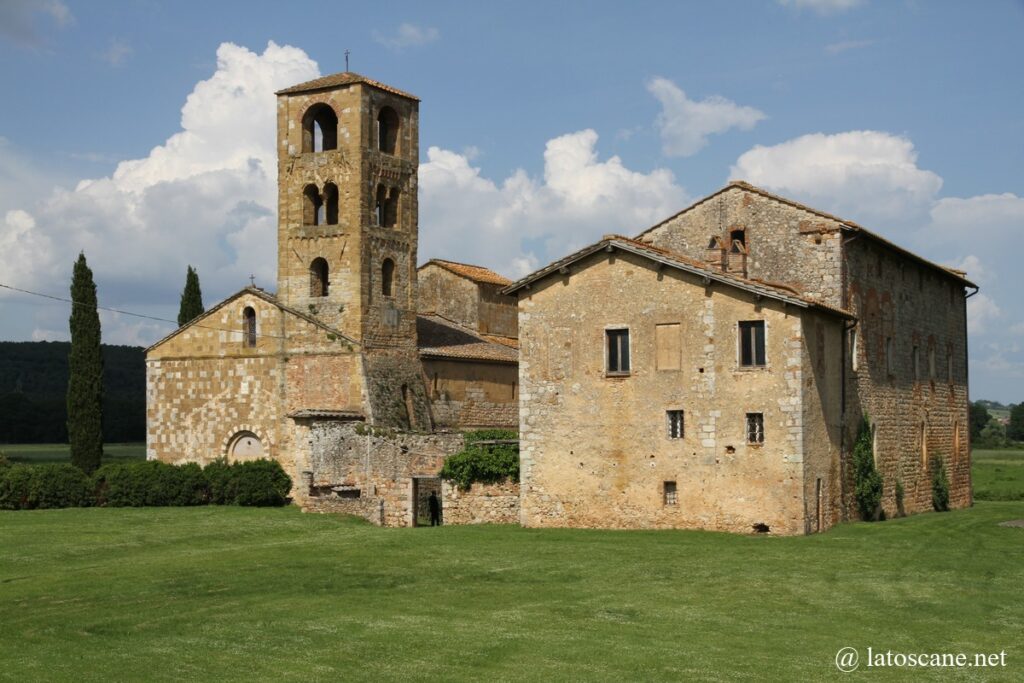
[228,431,264,461]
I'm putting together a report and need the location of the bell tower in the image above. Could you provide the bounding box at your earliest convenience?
[274,72,420,350]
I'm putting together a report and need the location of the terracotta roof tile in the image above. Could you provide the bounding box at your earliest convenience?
[275,71,419,100]
[421,259,512,286]
[417,314,518,363]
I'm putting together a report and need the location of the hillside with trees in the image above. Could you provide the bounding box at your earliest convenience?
[0,341,145,444]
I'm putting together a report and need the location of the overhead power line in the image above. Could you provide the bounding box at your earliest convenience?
[0,282,289,341]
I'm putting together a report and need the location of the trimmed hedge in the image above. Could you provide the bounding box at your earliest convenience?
[0,458,292,510]
[0,463,93,510]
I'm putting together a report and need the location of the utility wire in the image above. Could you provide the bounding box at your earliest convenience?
[0,282,290,341]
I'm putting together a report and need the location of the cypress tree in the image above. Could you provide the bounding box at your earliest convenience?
[177,265,205,327]
[67,253,103,474]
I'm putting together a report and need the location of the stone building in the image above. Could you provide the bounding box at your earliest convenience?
[505,182,975,534]
[146,72,517,525]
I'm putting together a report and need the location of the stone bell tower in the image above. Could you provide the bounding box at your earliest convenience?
[274,72,420,350]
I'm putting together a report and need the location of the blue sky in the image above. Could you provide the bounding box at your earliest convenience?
[0,0,1022,401]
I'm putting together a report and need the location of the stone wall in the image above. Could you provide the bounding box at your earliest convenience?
[517,248,841,535]
[417,264,479,328]
[640,185,844,306]
[442,479,520,525]
[423,359,518,429]
[843,238,972,517]
[294,421,464,526]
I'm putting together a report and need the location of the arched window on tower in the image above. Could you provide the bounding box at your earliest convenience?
[377,106,399,155]
[243,306,257,348]
[310,258,329,297]
[303,185,322,226]
[374,184,387,226]
[302,104,338,153]
[323,183,338,225]
[381,258,395,297]
[383,187,400,228]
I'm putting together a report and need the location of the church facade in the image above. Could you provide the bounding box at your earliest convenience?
[145,72,517,524]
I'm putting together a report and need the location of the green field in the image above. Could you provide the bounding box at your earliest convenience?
[0,442,145,464]
[0,503,1022,681]
[973,448,1024,501]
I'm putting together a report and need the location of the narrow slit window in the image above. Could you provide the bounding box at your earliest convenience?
[663,481,678,506]
[850,328,859,372]
[885,337,894,376]
[381,258,395,297]
[739,321,766,367]
[947,346,954,383]
[667,410,684,439]
[746,413,764,444]
[913,345,921,381]
[928,345,936,380]
[243,306,256,348]
[606,328,630,375]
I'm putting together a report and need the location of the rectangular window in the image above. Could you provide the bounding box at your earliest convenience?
[663,481,678,506]
[667,410,684,439]
[606,328,630,375]
[655,323,681,370]
[746,413,764,444]
[739,321,766,368]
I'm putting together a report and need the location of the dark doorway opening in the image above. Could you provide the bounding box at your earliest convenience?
[412,476,442,527]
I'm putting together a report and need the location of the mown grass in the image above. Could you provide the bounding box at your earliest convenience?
[973,448,1024,501]
[0,443,145,464]
[1,502,1022,682]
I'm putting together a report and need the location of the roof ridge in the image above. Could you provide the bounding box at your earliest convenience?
[275,71,419,100]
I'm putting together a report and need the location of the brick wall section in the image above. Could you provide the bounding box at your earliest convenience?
[295,421,463,526]
[641,186,844,306]
[843,238,971,516]
[442,480,520,525]
[517,248,843,534]
[423,359,518,429]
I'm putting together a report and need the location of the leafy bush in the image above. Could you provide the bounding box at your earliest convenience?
[94,461,209,507]
[852,416,884,521]
[894,479,905,518]
[0,464,93,510]
[0,451,10,470]
[229,460,292,506]
[932,457,951,512]
[203,459,234,505]
[441,430,519,490]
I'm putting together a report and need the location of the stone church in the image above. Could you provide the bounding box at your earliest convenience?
[505,182,974,534]
[146,72,519,525]
[148,70,974,534]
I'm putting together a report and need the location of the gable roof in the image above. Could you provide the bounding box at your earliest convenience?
[417,314,519,363]
[419,259,512,286]
[275,71,419,101]
[502,235,854,320]
[636,180,975,286]
[145,287,357,353]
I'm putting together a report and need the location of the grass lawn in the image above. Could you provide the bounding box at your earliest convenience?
[0,442,146,465]
[1,503,1022,681]
[973,448,1024,501]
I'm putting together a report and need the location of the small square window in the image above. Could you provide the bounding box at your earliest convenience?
[746,413,764,444]
[667,410,684,439]
[739,321,766,368]
[663,481,678,506]
[606,328,630,375]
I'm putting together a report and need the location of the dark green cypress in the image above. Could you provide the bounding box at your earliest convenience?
[67,253,103,474]
[177,265,205,327]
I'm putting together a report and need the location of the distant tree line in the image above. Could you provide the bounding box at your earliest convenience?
[0,341,145,444]
[971,400,1024,448]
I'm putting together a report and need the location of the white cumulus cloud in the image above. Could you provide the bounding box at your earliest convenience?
[0,41,319,342]
[729,131,943,227]
[647,77,765,157]
[419,129,688,278]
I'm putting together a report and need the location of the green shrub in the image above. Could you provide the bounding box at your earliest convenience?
[229,460,292,506]
[0,451,10,470]
[94,461,209,507]
[441,430,519,490]
[932,457,951,512]
[0,464,93,509]
[203,460,234,505]
[852,416,884,521]
[894,479,905,517]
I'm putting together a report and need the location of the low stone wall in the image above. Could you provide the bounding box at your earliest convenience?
[441,479,520,525]
[304,494,385,525]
